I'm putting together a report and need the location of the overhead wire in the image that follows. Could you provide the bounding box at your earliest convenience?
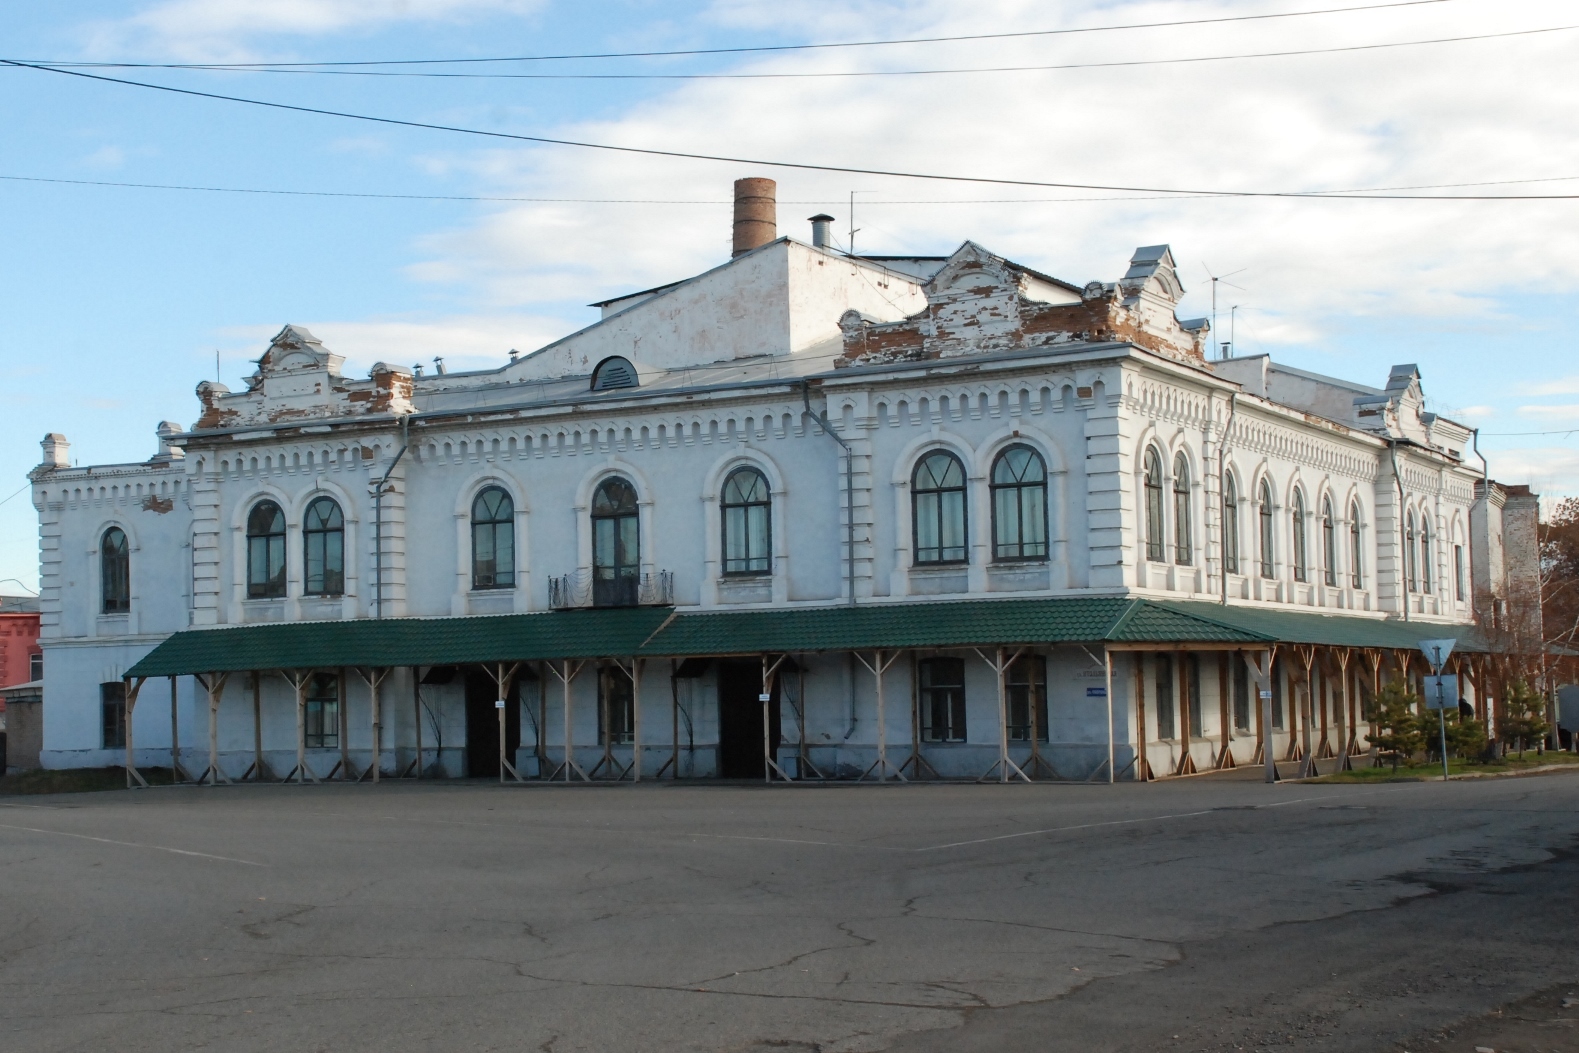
[5,58,1579,200]
[36,24,1571,80]
[22,0,1461,68]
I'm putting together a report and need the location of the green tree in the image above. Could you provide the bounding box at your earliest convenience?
[1444,710,1488,760]
[1367,680,1423,770]
[1500,679,1550,758]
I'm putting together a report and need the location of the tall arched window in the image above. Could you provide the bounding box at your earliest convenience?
[912,451,967,565]
[1258,479,1275,579]
[1405,510,1418,592]
[1143,447,1165,563]
[592,477,640,606]
[303,496,344,596]
[1222,473,1240,575]
[990,444,1047,562]
[1349,500,1364,588]
[246,500,287,598]
[1420,514,1433,593]
[1291,488,1309,582]
[1321,496,1337,587]
[101,527,130,613]
[471,486,515,590]
[1172,453,1192,565]
[721,466,771,575]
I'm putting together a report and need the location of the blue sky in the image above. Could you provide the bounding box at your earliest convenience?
[2,0,1576,591]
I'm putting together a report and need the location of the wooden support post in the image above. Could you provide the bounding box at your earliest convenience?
[1243,650,1275,783]
[547,660,589,782]
[337,667,350,781]
[123,676,148,788]
[169,675,187,783]
[197,672,232,786]
[484,662,523,784]
[412,667,424,778]
[1174,652,1198,776]
[761,654,792,783]
[1134,653,1153,782]
[1316,652,1334,760]
[670,659,681,780]
[1292,645,1316,778]
[975,646,1030,784]
[280,670,318,784]
[353,667,393,784]
[248,670,266,781]
[1104,646,1116,783]
[855,650,906,782]
[1214,651,1237,770]
[631,658,642,782]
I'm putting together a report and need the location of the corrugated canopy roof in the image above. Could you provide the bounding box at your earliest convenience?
[124,598,1485,678]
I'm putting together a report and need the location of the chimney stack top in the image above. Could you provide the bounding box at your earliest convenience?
[732,177,777,257]
[808,213,836,250]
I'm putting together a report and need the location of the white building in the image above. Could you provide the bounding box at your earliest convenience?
[27,179,1535,783]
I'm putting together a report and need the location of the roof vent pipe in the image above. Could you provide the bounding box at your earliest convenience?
[732,177,777,257]
[808,213,835,249]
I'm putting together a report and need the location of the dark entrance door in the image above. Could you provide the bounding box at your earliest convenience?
[465,669,520,777]
[717,660,780,778]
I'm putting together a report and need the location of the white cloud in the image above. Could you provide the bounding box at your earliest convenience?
[1517,376,1579,396]
[396,0,1579,344]
[89,0,545,60]
[214,313,570,378]
[1516,404,1579,421]
[1483,446,1579,500]
[82,145,125,169]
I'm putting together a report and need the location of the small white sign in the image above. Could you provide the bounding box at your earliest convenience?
[495,699,506,709]
[1258,690,1273,700]
[758,693,771,702]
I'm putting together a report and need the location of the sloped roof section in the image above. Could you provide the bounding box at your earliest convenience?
[1154,601,1487,652]
[127,607,675,677]
[639,598,1264,656]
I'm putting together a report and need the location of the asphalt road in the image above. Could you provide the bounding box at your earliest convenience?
[1,772,1576,1053]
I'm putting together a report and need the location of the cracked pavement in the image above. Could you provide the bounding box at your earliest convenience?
[1,772,1576,1052]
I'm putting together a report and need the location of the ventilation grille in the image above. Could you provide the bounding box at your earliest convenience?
[591,356,638,391]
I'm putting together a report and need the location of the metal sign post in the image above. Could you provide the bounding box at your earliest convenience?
[1418,638,1456,782]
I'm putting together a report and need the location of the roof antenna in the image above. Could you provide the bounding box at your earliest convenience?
[848,190,872,257]
[1201,263,1246,360]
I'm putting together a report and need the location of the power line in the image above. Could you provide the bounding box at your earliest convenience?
[8,58,1579,201]
[37,25,1570,81]
[4,172,1576,204]
[25,0,1459,68]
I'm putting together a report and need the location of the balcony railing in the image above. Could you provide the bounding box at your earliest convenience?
[549,569,674,610]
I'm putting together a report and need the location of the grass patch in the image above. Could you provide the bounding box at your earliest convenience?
[1316,752,1579,783]
[0,766,181,795]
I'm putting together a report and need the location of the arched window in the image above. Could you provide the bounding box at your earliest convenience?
[1405,510,1418,592]
[246,500,287,598]
[990,444,1047,562]
[721,467,771,575]
[101,527,130,613]
[471,487,515,590]
[303,496,344,596]
[1143,447,1165,563]
[592,477,640,606]
[1222,473,1240,575]
[1349,500,1364,588]
[1291,488,1309,582]
[1172,453,1192,565]
[912,451,967,565]
[1258,479,1275,579]
[1321,496,1337,587]
[1420,514,1433,593]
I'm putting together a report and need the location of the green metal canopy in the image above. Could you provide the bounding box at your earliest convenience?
[638,597,1266,655]
[125,596,1485,679]
[125,606,675,678]
[1155,600,1489,653]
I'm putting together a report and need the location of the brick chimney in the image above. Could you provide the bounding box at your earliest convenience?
[732,177,777,257]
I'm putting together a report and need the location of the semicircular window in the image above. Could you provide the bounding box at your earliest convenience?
[591,356,638,391]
